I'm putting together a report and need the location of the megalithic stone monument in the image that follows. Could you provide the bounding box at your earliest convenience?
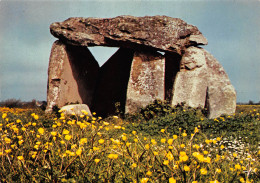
[46,15,236,118]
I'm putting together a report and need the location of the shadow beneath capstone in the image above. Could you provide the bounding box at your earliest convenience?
[165,52,181,103]
[91,47,135,117]
[65,44,100,107]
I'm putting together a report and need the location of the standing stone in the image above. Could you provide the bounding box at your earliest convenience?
[45,40,99,113]
[171,46,236,118]
[204,50,236,119]
[125,51,165,113]
[171,47,208,108]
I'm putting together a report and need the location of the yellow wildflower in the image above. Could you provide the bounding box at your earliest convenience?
[161,138,166,143]
[173,135,178,139]
[239,178,245,183]
[38,128,44,135]
[80,138,87,145]
[194,127,199,133]
[235,164,241,170]
[151,139,157,145]
[233,153,238,158]
[203,151,209,155]
[132,163,137,168]
[168,139,174,145]
[145,144,150,150]
[62,129,70,135]
[65,135,72,141]
[107,153,118,159]
[76,148,82,156]
[17,156,24,161]
[166,151,174,161]
[98,139,105,144]
[140,178,149,183]
[93,147,100,151]
[51,131,57,136]
[216,168,221,173]
[169,177,176,183]
[210,181,219,183]
[4,137,11,144]
[121,135,127,141]
[163,160,169,165]
[204,156,211,163]
[200,168,207,175]
[94,159,100,163]
[184,165,190,171]
[5,149,11,154]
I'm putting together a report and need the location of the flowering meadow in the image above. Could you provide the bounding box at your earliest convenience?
[0,104,259,182]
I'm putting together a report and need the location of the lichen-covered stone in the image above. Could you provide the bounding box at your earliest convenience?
[171,47,208,108]
[125,50,165,113]
[171,46,236,118]
[50,15,207,54]
[204,49,237,118]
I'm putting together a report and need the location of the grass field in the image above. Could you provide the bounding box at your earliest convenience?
[0,103,259,182]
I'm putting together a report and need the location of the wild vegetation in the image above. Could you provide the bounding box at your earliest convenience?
[0,100,259,182]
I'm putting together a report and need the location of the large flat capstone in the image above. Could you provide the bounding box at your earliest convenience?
[50,15,208,54]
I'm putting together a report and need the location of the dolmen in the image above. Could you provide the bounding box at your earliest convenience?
[46,15,236,119]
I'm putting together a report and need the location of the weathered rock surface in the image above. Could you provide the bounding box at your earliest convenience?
[60,104,92,116]
[50,15,208,54]
[45,40,99,113]
[125,51,165,113]
[171,47,208,108]
[204,49,237,118]
[171,47,236,118]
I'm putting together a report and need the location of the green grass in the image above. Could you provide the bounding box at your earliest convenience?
[0,103,259,182]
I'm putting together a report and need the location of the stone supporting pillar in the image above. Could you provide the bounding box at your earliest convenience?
[171,47,208,108]
[204,49,236,119]
[125,51,165,114]
[46,40,99,112]
[171,46,236,118]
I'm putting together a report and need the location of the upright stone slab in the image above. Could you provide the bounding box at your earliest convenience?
[171,46,236,118]
[204,50,236,119]
[125,51,165,113]
[91,48,135,116]
[171,47,208,108]
[46,40,99,112]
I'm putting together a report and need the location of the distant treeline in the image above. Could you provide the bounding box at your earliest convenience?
[0,99,47,110]
[237,100,260,105]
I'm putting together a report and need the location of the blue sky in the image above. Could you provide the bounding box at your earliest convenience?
[0,0,259,103]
